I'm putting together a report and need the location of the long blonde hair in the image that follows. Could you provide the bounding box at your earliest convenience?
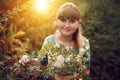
[56,2,85,48]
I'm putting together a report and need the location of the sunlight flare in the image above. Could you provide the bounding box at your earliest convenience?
[34,0,48,12]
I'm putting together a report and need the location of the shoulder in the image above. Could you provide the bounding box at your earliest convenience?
[83,37,90,50]
[45,34,55,42]
[83,38,89,44]
[80,35,90,49]
[80,35,89,45]
[42,34,56,48]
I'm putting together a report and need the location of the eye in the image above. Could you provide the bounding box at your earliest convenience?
[69,19,76,23]
[60,18,66,22]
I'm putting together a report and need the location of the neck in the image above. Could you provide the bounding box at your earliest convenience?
[55,30,73,46]
[60,35,72,42]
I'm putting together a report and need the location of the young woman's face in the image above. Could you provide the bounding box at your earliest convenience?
[57,18,79,36]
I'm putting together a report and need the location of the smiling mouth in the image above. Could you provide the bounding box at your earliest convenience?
[64,29,71,32]
[63,27,71,31]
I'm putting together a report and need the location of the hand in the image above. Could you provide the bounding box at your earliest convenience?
[54,74,64,80]
[73,72,79,79]
[19,55,30,65]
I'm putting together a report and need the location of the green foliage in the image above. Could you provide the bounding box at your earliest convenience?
[0,7,29,79]
[12,42,89,80]
[83,0,120,79]
[38,42,89,80]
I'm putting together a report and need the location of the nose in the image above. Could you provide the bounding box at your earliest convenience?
[65,21,70,27]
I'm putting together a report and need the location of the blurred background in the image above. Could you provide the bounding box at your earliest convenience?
[0,0,120,80]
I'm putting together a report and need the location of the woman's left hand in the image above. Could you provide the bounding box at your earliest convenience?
[73,72,79,79]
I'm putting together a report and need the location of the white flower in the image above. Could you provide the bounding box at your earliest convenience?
[79,48,85,53]
[23,55,30,62]
[66,54,73,61]
[54,55,65,68]
[76,57,80,62]
[54,62,62,68]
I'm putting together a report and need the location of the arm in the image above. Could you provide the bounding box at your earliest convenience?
[40,35,55,66]
[85,39,90,69]
[30,35,54,66]
[19,37,49,67]
[19,35,54,67]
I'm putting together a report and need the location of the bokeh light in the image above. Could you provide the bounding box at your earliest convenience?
[34,0,49,12]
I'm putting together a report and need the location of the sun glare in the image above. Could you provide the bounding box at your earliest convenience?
[34,0,48,12]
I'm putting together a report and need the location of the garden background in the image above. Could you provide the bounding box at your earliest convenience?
[0,0,120,80]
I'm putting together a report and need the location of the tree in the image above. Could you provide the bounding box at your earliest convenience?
[83,0,120,79]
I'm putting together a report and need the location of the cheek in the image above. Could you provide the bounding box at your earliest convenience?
[57,22,64,29]
[73,28,78,33]
[71,25,78,30]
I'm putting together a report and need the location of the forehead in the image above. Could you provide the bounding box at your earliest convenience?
[57,5,80,20]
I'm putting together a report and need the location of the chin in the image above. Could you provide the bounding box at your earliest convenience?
[63,33,71,36]
[61,31,72,36]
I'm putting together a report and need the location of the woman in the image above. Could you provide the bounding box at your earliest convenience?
[19,2,90,80]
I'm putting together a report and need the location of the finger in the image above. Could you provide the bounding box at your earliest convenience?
[19,59,25,65]
[23,58,27,64]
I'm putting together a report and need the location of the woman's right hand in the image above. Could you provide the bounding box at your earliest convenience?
[19,55,30,65]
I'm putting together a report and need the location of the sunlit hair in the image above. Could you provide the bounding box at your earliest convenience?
[56,2,85,48]
[56,2,80,21]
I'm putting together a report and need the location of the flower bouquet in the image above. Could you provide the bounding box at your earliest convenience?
[13,42,90,80]
[38,42,90,80]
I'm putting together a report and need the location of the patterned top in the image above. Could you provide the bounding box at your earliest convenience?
[40,34,90,75]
